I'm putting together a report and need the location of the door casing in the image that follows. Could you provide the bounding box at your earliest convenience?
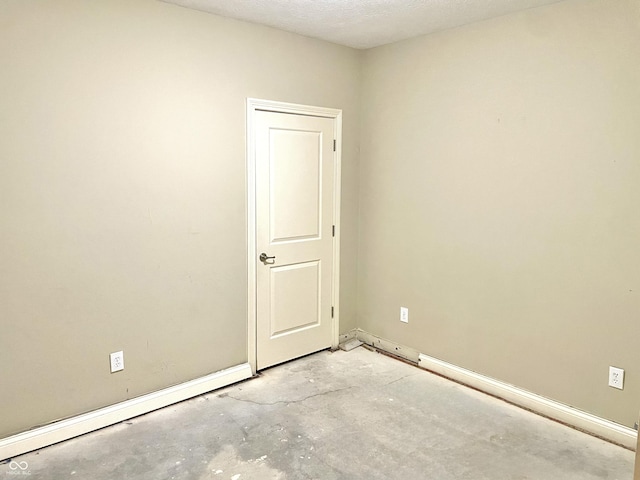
[246,98,342,374]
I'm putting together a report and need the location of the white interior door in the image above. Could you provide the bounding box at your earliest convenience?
[255,109,336,370]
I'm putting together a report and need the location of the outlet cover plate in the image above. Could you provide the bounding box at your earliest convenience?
[608,366,624,390]
[400,307,409,323]
[110,351,124,373]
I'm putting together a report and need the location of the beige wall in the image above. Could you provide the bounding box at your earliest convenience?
[0,0,361,438]
[359,0,640,427]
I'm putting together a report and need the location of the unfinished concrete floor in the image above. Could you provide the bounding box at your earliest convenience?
[5,347,634,479]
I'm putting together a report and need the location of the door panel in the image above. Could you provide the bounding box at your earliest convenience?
[256,110,335,370]
[270,129,321,242]
[270,261,320,337]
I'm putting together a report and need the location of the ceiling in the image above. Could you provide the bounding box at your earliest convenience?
[160,0,564,49]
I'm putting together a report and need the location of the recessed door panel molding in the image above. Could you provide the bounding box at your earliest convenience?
[247,98,342,372]
[270,260,321,338]
[269,128,322,244]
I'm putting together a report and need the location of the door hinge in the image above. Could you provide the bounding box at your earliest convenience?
[332,225,335,237]
[331,306,334,318]
[333,139,336,152]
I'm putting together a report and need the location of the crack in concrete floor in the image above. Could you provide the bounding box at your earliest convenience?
[222,386,355,406]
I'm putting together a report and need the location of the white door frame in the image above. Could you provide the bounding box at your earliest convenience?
[246,98,342,374]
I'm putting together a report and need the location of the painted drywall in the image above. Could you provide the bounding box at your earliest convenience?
[358,0,640,427]
[0,0,361,438]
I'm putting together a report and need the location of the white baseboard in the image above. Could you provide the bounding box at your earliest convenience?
[356,329,421,364]
[418,353,637,450]
[356,328,636,449]
[0,363,253,461]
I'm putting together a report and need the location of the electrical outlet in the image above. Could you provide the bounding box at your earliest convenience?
[110,351,124,373]
[608,366,624,390]
[400,307,409,323]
